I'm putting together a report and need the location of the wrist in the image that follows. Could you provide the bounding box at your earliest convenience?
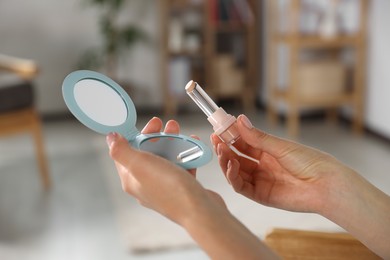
[185,200,278,259]
[318,167,390,258]
[315,164,358,217]
[180,193,280,259]
[178,190,225,230]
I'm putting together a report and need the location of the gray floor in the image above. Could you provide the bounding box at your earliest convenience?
[0,111,389,260]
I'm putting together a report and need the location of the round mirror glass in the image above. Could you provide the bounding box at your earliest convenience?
[139,137,204,163]
[63,70,212,169]
[74,79,128,126]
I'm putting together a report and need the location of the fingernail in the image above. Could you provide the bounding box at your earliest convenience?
[106,132,118,148]
[217,143,222,156]
[227,160,232,170]
[240,114,253,129]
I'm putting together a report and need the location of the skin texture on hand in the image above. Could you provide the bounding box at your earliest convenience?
[211,114,349,214]
[107,118,218,223]
[212,114,390,259]
[106,117,280,259]
[106,115,390,258]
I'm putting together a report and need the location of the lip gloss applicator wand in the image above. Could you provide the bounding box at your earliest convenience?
[185,80,259,164]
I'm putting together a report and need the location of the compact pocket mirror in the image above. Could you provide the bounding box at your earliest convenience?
[62,70,212,169]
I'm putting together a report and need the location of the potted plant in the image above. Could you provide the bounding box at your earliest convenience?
[78,0,148,81]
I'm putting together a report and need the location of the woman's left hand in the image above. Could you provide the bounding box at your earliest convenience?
[106,117,226,225]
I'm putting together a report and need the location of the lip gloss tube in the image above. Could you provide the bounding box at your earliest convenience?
[185,80,240,145]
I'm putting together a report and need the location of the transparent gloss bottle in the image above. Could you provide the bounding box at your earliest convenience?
[185,80,240,145]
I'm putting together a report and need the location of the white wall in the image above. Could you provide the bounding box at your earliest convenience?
[0,0,160,114]
[366,0,390,138]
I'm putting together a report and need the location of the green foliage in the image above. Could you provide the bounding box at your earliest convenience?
[76,48,103,70]
[98,15,146,56]
[78,0,148,76]
[86,0,125,11]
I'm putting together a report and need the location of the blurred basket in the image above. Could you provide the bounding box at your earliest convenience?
[297,61,346,99]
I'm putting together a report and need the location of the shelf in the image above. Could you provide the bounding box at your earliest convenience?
[266,0,369,137]
[167,51,201,58]
[274,34,360,48]
[160,0,259,115]
[167,0,203,10]
[211,21,252,32]
[274,89,353,107]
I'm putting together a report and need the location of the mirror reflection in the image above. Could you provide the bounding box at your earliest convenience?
[140,137,203,163]
[74,79,128,126]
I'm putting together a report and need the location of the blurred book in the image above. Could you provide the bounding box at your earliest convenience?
[209,0,254,25]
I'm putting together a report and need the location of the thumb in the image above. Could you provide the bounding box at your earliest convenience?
[106,132,141,169]
[236,115,299,158]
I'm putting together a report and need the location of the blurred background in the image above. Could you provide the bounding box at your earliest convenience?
[0,0,389,259]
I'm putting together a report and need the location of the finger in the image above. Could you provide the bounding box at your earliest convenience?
[114,161,136,195]
[217,142,238,177]
[190,134,199,140]
[227,159,254,197]
[164,120,180,134]
[218,143,253,179]
[107,132,146,173]
[226,159,240,186]
[213,133,259,174]
[236,114,299,159]
[141,117,163,134]
[211,133,222,145]
[211,130,252,158]
[114,161,127,180]
[211,133,223,154]
[211,131,256,162]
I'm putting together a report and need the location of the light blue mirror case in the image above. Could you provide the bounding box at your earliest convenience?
[62,70,212,169]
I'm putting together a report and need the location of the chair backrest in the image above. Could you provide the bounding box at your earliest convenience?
[0,53,38,79]
[0,74,34,113]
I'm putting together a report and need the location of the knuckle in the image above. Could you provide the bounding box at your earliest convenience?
[254,129,269,142]
[137,199,146,207]
[122,183,133,195]
[109,143,121,159]
[121,182,128,193]
[120,174,132,194]
[232,183,242,193]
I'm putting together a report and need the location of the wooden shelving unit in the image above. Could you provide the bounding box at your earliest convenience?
[159,0,259,115]
[266,0,369,137]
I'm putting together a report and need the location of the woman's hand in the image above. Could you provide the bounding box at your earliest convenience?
[212,114,390,258]
[211,114,353,214]
[107,117,226,224]
[106,117,281,259]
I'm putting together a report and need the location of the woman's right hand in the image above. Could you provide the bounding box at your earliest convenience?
[212,114,390,258]
[211,114,354,214]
